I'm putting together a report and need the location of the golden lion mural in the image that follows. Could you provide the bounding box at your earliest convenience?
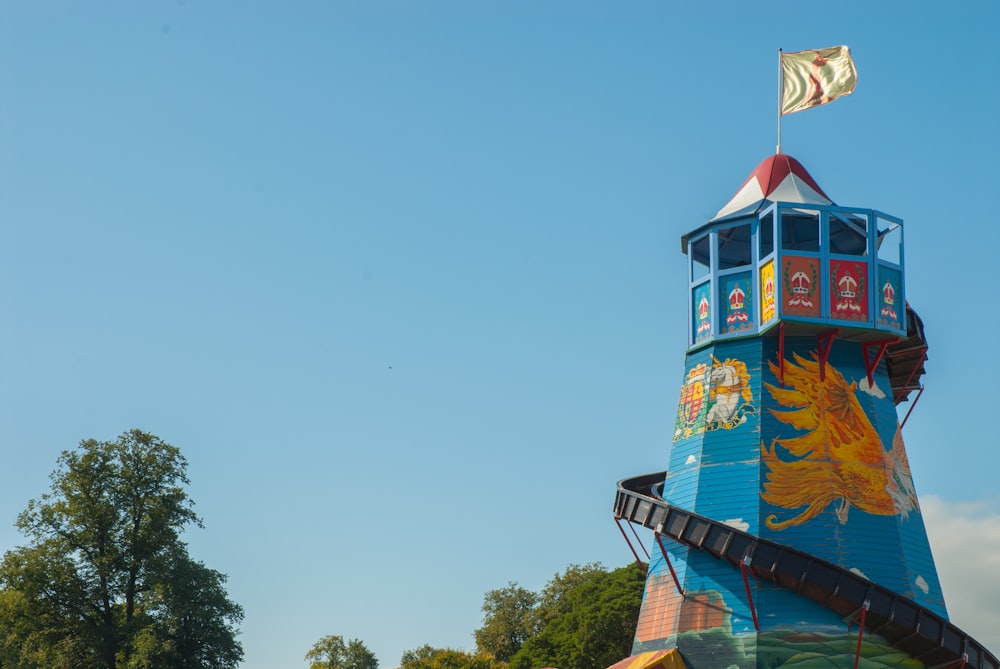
[761,353,918,530]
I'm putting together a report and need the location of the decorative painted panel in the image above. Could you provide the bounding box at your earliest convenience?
[692,282,712,344]
[638,333,951,668]
[758,337,947,617]
[878,266,903,330]
[719,271,753,335]
[673,354,755,441]
[761,354,915,530]
[759,260,776,326]
[829,258,869,322]
[780,255,820,318]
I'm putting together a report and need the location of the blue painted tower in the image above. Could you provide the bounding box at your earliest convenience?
[610,154,993,669]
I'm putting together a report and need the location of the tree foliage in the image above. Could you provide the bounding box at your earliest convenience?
[306,635,378,669]
[0,430,243,669]
[474,563,645,669]
[473,582,538,662]
[399,645,501,669]
[510,563,645,669]
[534,563,608,628]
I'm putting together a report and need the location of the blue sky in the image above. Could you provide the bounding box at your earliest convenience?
[1,2,998,668]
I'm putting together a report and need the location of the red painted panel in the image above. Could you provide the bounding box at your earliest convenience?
[829,259,869,322]
[780,255,820,318]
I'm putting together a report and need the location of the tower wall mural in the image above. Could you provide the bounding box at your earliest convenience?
[635,336,945,669]
[609,154,995,669]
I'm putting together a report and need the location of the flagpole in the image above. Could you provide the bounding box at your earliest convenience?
[777,48,783,154]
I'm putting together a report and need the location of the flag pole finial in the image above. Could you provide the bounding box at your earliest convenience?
[777,48,783,154]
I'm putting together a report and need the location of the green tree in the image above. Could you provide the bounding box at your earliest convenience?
[473,583,538,662]
[534,563,607,628]
[509,563,645,669]
[130,547,245,669]
[0,430,243,669]
[400,645,439,668]
[399,646,501,669]
[306,635,378,669]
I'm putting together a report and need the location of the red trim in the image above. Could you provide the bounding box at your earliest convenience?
[752,154,831,201]
[716,154,832,220]
[654,533,685,599]
[943,655,969,669]
[615,518,644,566]
[628,521,650,561]
[817,329,841,382]
[852,600,870,669]
[900,386,924,429]
[862,337,899,387]
[894,344,928,404]
[740,556,760,632]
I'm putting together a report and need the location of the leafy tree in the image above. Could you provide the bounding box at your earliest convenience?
[400,645,439,668]
[474,582,537,662]
[534,563,607,628]
[509,563,645,669]
[306,634,378,669]
[131,547,245,669]
[399,646,501,669]
[0,430,243,669]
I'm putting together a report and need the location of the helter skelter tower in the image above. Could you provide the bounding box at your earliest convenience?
[610,154,998,669]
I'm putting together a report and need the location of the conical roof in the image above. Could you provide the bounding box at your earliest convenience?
[711,153,833,221]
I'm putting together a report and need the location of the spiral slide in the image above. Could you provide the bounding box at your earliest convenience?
[614,472,998,669]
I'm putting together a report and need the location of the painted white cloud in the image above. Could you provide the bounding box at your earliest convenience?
[850,567,868,580]
[723,518,749,532]
[921,495,1000,653]
[685,454,696,465]
[914,575,929,594]
[858,376,886,399]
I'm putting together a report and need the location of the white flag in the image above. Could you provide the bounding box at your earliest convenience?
[781,46,858,115]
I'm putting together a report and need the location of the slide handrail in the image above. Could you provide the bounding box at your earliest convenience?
[615,472,997,669]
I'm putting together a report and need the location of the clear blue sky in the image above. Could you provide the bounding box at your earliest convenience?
[1,2,998,668]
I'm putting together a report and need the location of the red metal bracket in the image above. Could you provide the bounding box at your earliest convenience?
[862,337,899,387]
[778,321,786,387]
[893,344,929,404]
[943,654,969,669]
[740,556,760,632]
[628,521,650,561]
[615,518,644,567]
[900,386,925,429]
[817,329,841,382]
[654,532,685,599]
[852,599,870,669]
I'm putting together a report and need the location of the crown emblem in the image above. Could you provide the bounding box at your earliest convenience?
[728,285,746,310]
[791,271,811,294]
[838,273,857,299]
[882,280,895,305]
[698,295,710,319]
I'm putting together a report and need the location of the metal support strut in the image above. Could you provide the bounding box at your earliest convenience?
[852,599,870,669]
[900,386,924,429]
[892,344,929,404]
[740,555,760,632]
[614,518,644,567]
[817,329,841,381]
[862,337,899,387]
[628,521,650,561]
[654,532,685,599]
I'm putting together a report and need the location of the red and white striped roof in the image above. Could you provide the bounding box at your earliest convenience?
[712,153,833,221]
